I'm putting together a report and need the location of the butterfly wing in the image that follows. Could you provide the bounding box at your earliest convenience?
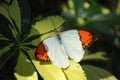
[35,42,50,61]
[39,36,69,68]
[78,30,93,49]
[60,30,85,62]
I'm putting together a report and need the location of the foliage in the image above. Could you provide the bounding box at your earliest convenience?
[0,0,39,79]
[0,0,120,80]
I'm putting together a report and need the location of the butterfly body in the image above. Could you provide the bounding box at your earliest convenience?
[35,29,93,68]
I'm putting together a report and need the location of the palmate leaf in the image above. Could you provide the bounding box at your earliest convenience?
[0,0,21,40]
[0,0,31,72]
[0,0,21,71]
[0,0,38,79]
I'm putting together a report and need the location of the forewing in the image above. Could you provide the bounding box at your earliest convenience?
[35,42,50,61]
[43,36,69,68]
[60,30,85,62]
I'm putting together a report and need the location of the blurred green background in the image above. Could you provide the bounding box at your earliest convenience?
[0,0,120,80]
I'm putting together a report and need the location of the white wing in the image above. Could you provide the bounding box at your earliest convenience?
[43,36,69,68]
[60,30,85,62]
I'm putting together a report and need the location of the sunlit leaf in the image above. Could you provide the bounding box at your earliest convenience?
[27,49,87,80]
[15,52,38,80]
[30,16,65,45]
[32,59,87,80]
[32,16,65,34]
[63,60,87,80]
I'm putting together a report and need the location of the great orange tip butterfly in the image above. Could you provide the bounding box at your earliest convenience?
[35,29,94,68]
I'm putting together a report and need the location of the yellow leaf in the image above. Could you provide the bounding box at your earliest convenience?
[32,60,87,80]
[63,60,87,80]
[28,50,87,80]
[32,61,67,80]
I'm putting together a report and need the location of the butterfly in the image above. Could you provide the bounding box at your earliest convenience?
[35,29,94,68]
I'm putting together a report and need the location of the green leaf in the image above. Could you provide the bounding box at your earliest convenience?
[15,52,38,80]
[87,13,120,25]
[30,16,65,45]
[0,1,13,25]
[0,43,13,56]
[19,0,31,39]
[22,34,40,43]
[82,65,118,80]
[82,52,108,61]
[32,16,65,34]
[19,0,31,26]
[8,0,21,33]
[0,14,15,40]
[0,44,18,70]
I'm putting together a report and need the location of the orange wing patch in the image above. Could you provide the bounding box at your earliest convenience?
[78,30,93,49]
[35,43,50,61]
